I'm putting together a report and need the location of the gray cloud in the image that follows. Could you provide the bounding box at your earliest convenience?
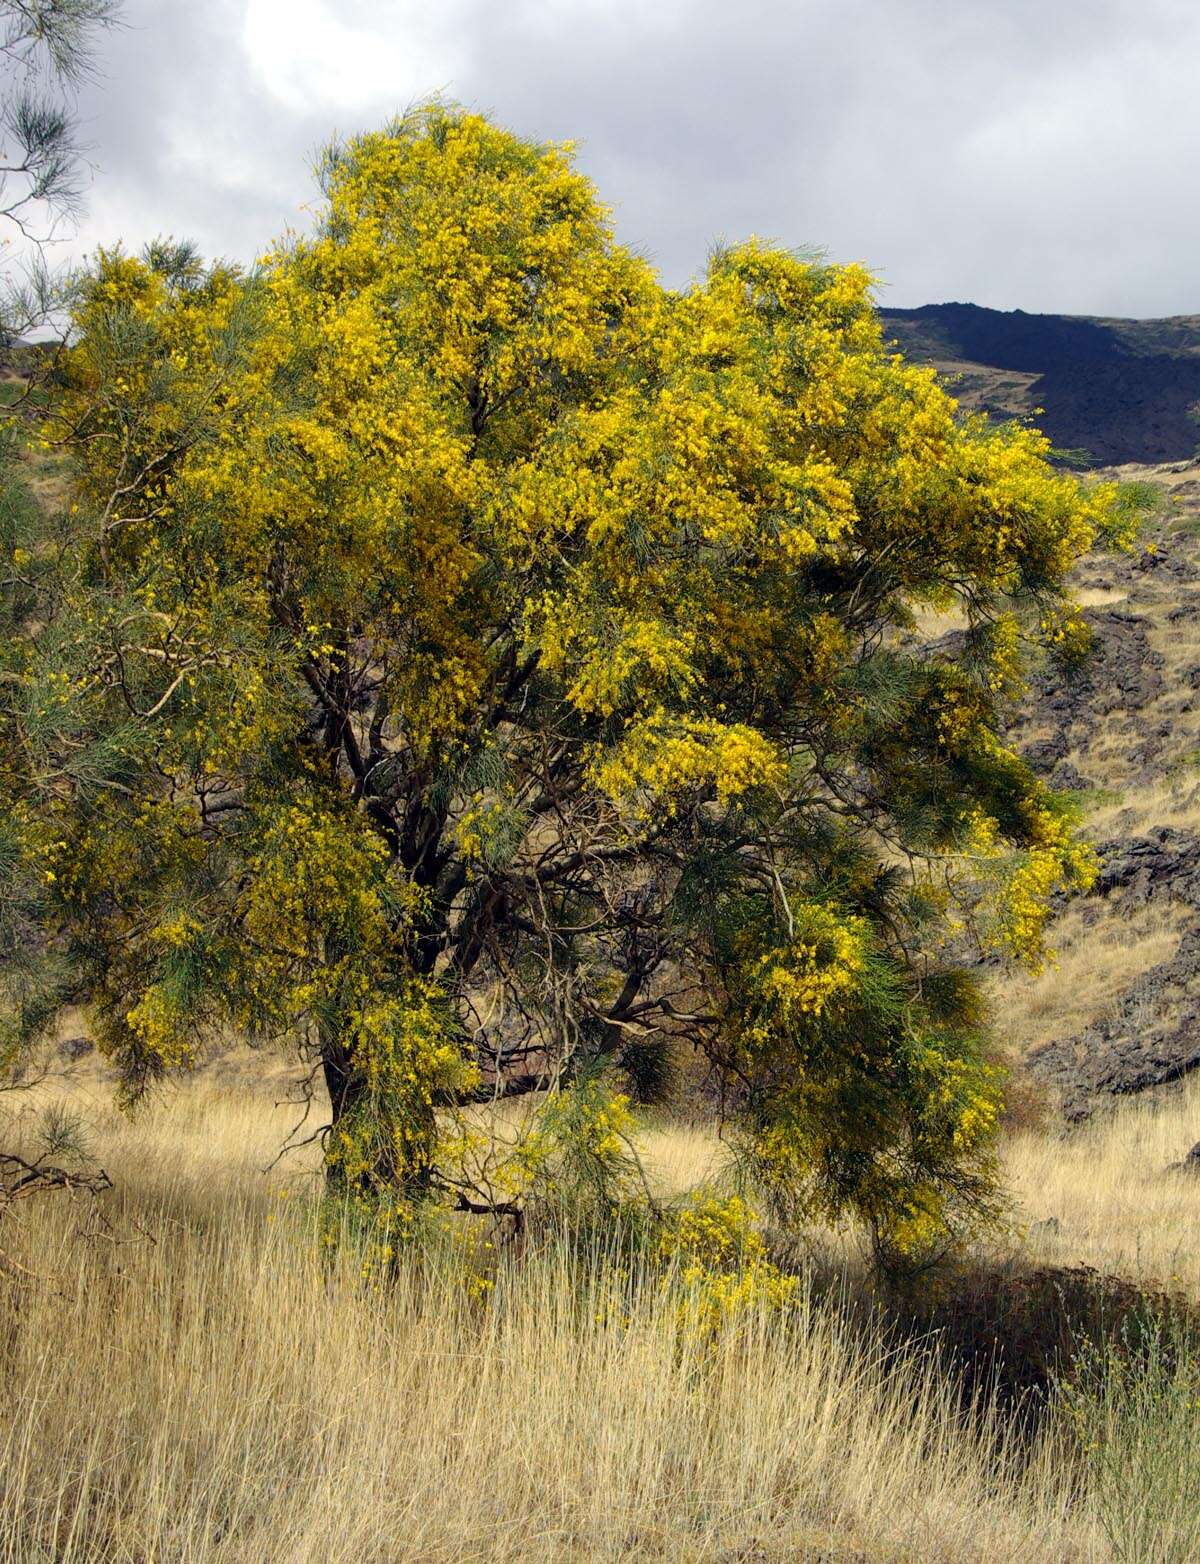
[63,0,1200,315]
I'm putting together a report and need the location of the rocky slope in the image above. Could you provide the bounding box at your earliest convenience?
[882,303,1200,466]
[992,460,1200,1116]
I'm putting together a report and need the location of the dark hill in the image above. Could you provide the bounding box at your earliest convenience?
[881,302,1200,465]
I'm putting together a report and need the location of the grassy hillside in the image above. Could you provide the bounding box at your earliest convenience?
[974,460,1200,1117]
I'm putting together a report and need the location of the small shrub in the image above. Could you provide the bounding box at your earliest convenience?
[1066,1314,1200,1563]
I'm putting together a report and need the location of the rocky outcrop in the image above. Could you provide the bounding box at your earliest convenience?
[1091,829,1200,905]
[1166,1141,1200,1174]
[1028,831,1200,1118]
[1013,609,1166,786]
[1030,610,1163,727]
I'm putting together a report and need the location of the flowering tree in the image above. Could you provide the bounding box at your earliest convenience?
[8,106,1131,1262]
[0,0,122,1238]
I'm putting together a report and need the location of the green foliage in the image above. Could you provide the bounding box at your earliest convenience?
[0,433,75,1072]
[1,103,1146,1265]
[1067,1314,1200,1562]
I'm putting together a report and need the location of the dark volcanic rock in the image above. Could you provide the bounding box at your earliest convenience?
[1026,610,1164,725]
[1029,959,1200,1121]
[1166,1142,1200,1175]
[936,605,1165,781]
[1022,735,1069,774]
[1028,831,1200,1118]
[1049,762,1092,791]
[880,302,1200,465]
[1092,828,1200,904]
[1007,609,1166,786]
[57,1035,94,1063]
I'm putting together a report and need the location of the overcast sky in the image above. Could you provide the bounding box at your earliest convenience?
[63,0,1200,317]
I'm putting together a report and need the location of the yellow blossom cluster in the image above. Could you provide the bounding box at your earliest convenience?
[663,1194,798,1335]
[985,613,1026,700]
[997,805,1097,971]
[748,905,867,1024]
[592,712,784,810]
[1039,602,1093,664]
[964,791,1096,970]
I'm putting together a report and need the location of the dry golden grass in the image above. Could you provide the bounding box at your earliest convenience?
[908,603,968,638]
[1086,774,1200,840]
[636,1115,726,1198]
[1072,586,1129,609]
[10,936,1200,1564]
[987,899,1186,1055]
[0,1077,1103,1563]
[1005,1070,1200,1293]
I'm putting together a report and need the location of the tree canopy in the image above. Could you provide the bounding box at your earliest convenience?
[3,105,1134,1263]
